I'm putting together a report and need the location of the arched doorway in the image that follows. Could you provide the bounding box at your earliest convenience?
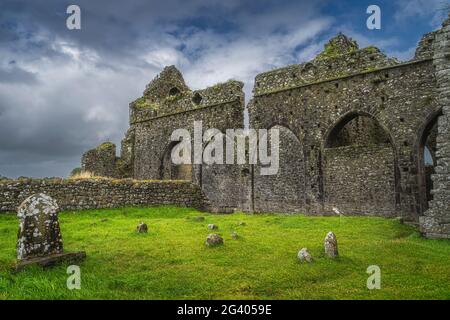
[160,141,192,181]
[323,112,397,216]
[417,109,442,215]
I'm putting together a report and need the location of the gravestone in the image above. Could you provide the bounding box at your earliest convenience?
[136,222,148,233]
[324,231,339,258]
[205,234,223,246]
[16,193,85,271]
[297,248,313,263]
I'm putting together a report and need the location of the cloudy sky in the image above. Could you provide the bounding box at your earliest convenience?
[0,0,449,178]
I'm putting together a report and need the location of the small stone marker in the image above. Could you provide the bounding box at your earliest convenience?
[297,248,313,263]
[136,222,148,233]
[205,234,223,246]
[324,231,339,258]
[208,224,218,230]
[16,193,85,271]
[231,231,239,239]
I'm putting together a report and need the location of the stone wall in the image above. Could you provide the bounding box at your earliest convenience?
[123,66,245,182]
[253,34,399,97]
[132,99,244,180]
[81,142,118,178]
[0,178,208,212]
[127,67,246,213]
[323,144,396,216]
[249,32,439,219]
[253,125,306,213]
[197,133,252,213]
[201,163,251,213]
[420,15,450,238]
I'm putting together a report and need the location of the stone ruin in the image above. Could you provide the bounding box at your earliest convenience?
[80,14,450,239]
[16,193,85,271]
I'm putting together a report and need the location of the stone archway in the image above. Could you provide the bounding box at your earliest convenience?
[417,109,442,215]
[323,112,397,216]
[160,141,192,181]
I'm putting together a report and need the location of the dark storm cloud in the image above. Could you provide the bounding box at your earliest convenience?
[1,1,327,50]
[0,0,331,178]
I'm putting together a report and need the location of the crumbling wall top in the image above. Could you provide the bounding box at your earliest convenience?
[129,66,244,124]
[415,31,438,60]
[144,65,190,104]
[253,34,399,96]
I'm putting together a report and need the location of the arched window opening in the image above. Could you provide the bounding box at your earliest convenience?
[192,92,202,105]
[326,113,391,148]
[418,110,441,214]
[169,87,181,96]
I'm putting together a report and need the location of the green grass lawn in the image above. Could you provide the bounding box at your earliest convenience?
[0,206,449,300]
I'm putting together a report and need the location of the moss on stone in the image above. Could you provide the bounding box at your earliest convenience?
[133,97,151,109]
[96,142,115,151]
[316,43,343,60]
[363,46,380,54]
[165,93,182,103]
[364,66,377,72]
[316,35,358,60]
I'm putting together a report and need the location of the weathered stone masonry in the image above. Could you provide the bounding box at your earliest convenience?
[81,142,118,178]
[77,16,450,238]
[81,65,247,211]
[420,16,450,239]
[249,38,440,219]
[0,178,208,212]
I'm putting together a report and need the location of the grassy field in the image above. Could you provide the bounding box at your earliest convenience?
[0,206,449,300]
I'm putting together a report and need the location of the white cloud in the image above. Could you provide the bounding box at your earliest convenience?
[163,17,333,99]
[394,0,450,28]
[0,33,157,177]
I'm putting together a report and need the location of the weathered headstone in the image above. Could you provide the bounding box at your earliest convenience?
[297,248,313,263]
[17,193,63,260]
[208,224,218,230]
[136,222,148,233]
[324,231,339,258]
[205,234,223,246]
[16,193,85,271]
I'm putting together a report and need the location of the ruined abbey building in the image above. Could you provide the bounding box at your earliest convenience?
[81,15,450,239]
